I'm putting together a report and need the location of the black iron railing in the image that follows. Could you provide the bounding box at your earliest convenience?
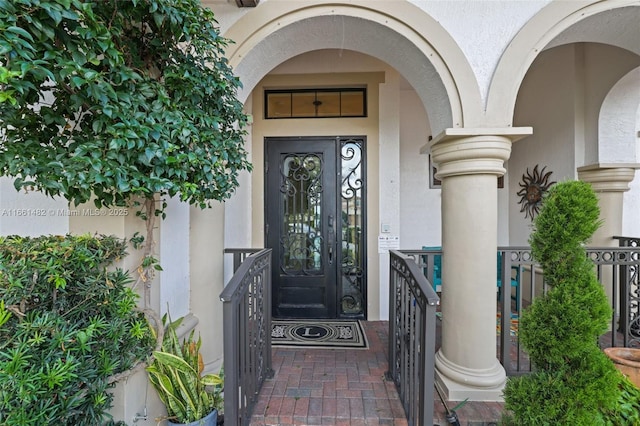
[402,244,640,376]
[220,249,273,426]
[587,245,640,348]
[613,236,640,349]
[224,248,263,273]
[614,236,640,247]
[498,246,640,374]
[387,250,440,426]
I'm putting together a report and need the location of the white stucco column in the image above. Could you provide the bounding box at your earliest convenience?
[577,164,638,246]
[428,128,532,401]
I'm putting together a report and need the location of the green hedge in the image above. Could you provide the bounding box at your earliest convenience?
[0,234,155,426]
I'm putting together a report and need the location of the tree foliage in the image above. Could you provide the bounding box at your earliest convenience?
[0,0,251,210]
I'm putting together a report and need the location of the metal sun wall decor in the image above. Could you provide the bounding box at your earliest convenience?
[517,164,556,220]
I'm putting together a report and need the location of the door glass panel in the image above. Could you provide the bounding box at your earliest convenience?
[340,139,365,316]
[280,154,323,274]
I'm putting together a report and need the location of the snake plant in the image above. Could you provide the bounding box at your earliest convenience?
[147,316,223,424]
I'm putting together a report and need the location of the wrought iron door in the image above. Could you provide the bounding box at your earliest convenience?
[265,137,366,319]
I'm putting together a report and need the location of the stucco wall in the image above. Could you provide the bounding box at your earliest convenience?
[190,202,226,370]
[0,177,69,236]
[399,89,438,249]
[205,0,549,111]
[511,44,579,245]
[160,197,190,319]
[416,0,548,105]
[511,42,640,245]
[582,44,640,164]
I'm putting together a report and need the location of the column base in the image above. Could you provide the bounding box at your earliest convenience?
[435,350,506,402]
[435,370,505,402]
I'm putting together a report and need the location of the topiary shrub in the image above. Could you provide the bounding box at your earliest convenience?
[0,234,156,426]
[502,180,623,425]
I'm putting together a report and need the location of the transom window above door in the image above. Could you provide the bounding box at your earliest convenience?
[265,88,367,119]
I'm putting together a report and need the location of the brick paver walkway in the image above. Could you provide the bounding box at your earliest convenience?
[250,321,504,426]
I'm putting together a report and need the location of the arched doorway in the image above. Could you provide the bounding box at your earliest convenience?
[222,1,477,320]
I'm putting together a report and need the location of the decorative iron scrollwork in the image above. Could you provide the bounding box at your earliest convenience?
[340,138,365,316]
[517,165,556,220]
[280,154,324,275]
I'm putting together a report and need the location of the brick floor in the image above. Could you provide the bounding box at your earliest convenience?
[249,321,504,426]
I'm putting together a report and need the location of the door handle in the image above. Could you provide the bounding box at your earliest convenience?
[328,214,335,265]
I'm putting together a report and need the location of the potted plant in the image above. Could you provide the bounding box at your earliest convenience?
[147,315,223,426]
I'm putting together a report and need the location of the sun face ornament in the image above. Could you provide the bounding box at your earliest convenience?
[517,165,556,220]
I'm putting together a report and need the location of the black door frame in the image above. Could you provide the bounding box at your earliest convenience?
[264,136,367,320]
[265,137,337,318]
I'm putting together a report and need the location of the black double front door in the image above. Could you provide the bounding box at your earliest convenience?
[265,136,366,319]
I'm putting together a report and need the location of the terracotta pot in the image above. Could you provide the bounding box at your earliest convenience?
[604,347,640,388]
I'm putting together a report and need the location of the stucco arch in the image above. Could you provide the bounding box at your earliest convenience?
[599,66,640,163]
[486,0,640,127]
[223,0,482,134]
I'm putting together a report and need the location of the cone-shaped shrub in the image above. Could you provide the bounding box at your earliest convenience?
[503,181,621,425]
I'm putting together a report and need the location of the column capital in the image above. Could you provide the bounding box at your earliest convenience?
[577,163,640,192]
[421,127,532,179]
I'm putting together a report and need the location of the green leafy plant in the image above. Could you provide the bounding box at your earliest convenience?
[146,315,223,424]
[0,234,156,426]
[604,375,640,425]
[0,2,242,422]
[502,181,625,425]
[0,0,251,304]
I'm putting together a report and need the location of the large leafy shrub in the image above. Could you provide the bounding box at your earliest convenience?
[502,181,625,425]
[0,234,155,426]
[0,0,252,304]
[0,0,250,209]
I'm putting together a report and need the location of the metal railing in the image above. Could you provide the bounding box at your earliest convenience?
[220,249,273,426]
[588,245,640,348]
[587,237,640,347]
[387,250,440,426]
[496,247,537,375]
[224,248,263,272]
[402,245,640,376]
[498,246,640,374]
[614,236,640,247]
[613,237,640,349]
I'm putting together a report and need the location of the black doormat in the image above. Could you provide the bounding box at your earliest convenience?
[271,320,368,349]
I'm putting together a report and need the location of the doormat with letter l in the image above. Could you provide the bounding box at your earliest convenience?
[271,320,369,349]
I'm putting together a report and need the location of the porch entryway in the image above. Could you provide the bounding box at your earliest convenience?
[265,136,367,319]
[248,321,504,426]
[222,239,640,425]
